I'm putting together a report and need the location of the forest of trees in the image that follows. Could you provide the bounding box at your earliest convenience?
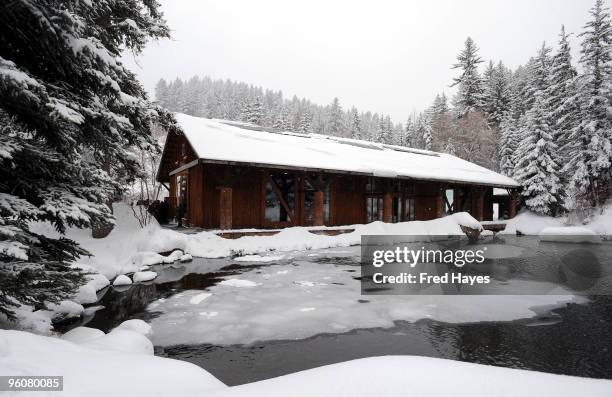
[155,0,611,217]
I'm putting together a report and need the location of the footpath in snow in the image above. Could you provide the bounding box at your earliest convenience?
[1,328,611,397]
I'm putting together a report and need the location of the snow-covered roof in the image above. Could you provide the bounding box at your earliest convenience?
[175,113,519,188]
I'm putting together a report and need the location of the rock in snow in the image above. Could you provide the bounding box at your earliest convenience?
[133,271,157,283]
[113,274,132,286]
[85,328,154,355]
[163,249,184,263]
[180,253,193,263]
[114,319,153,337]
[61,327,105,344]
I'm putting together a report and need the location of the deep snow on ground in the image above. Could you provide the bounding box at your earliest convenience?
[2,329,611,397]
[146,256,585,346]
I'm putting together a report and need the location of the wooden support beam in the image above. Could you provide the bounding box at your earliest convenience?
[218,187,233,230]
[383,192,392,223]
[313,190,324,226]
[472,187,485,221]
[509,190,518,218]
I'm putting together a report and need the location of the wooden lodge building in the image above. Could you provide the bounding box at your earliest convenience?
[157,114,520,230]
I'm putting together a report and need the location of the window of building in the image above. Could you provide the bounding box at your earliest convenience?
[303,176,330,225]
[366,196,383,223]
[444,189,454,214]
[265,173,296,223]
[403,197,415,221]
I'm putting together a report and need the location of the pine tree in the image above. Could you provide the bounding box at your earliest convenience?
[298,111,313,133]
[451,37,485,116]
[498,115,519,176]
[430,93,449,118]
[328,97,344,136]
[567,0,612,208]
[483,61,511,126]
[349,108,362,140]
[155,78,169,108]
[244,96,264,125]
[513,94,565,215]
[545,26,579,194]
[0,0,171,319]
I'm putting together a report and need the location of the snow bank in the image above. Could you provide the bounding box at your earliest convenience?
[2,330,610,397]
[500,207,612,236]
[501,210,566,235]
[85,328,154,355]
[0,330,226,397]
[539,227,601,243]
[207,356,612,397]
[139,212,477,260]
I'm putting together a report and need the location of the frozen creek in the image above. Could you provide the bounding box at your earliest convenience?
[59,237,612,385]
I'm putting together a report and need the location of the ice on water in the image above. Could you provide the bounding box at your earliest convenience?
[146,251,584,346]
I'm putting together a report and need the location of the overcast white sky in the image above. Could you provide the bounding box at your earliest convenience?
[123,0,600,122]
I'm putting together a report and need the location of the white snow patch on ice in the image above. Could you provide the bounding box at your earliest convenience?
[133,271,157,283]
[147,261,585,346]
[234,254,284,262]
[218,279,259,288]
[190,293,212,305]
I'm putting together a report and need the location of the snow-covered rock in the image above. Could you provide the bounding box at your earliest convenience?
[163,249,184,263]
[85,273,110,291]
[113,274,132,286]
[180,253,193,263]
[539,227,601,243]
[85,328,153,355]
[130,251,166,267]
[48,300,84,322]
[133,271,157,283]
[114,319,152,337]
[61,327,105,344]
[73,283,98,305]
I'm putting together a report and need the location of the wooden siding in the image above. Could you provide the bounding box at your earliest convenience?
[166,161,502,229]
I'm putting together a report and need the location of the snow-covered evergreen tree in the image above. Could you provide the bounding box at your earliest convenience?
[545,26,579,197]
[349,108,362,140]
[566,0,612,208]
[328,97,344,136]
[513,94,565,215]
[483,61,512,126]
[451,37,485,116]
[498,115,519,176]
[298,111,313,133]
[0,0,171,319]
[155,78,169,108]
[244,96,264,125]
